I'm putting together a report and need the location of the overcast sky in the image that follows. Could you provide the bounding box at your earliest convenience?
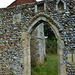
[0,0,42,8]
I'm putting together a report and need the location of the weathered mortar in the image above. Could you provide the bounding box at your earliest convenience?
[0,0,75,75]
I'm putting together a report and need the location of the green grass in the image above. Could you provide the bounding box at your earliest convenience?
[31,53,58,75]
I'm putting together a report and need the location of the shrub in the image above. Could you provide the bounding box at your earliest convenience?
[46,36,57,54]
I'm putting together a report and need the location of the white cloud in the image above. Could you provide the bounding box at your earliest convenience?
[37,0,42,1]
[0,0,42,8]
[0,0,15,8]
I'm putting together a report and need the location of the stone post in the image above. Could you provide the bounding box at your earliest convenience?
[56,4,58,10]
[64,2,66,10]
[22,32,31,75]
[35,5,37,12]
[57,39,66,75]
[44,3,46,11]
[31,23,46,64]
[36,23,46,63]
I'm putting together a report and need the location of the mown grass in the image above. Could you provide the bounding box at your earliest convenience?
[31,53,58,75]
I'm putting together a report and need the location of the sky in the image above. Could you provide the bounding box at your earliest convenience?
[0,0,42,8]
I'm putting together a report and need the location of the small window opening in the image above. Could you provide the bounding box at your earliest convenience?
[58,1,64,10]
[37,3,44,12]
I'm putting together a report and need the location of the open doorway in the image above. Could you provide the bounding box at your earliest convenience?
[22,14,65,75]
[31,22,58,75]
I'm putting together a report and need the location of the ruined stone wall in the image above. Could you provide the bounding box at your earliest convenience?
[0,0,75,75]
[0,4,35,75]
[31,23,45,63]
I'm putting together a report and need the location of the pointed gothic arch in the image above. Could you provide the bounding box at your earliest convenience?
[22,14,66,75]
[27,14,61,39]
[56,0,66,11]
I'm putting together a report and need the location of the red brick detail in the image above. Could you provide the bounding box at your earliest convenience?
[7,0,36,8]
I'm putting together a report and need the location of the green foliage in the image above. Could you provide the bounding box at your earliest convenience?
[44,23,55,39]
[9,73,14,75]
[9,68,14,75]
[44,23,57,53]
[31,54,58,75]
[31,61,36,67]
[46,36,57,54]
[31,23,58,75]
[34,67,41,72]
[31,59,44,68]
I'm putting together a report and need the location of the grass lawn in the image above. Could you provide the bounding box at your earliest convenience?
[31,53,58,75]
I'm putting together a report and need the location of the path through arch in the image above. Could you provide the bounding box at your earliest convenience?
[22,14,66,75]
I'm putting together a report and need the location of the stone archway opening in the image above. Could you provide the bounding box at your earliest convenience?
[22,14,66,75]
[30,21,58,74]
